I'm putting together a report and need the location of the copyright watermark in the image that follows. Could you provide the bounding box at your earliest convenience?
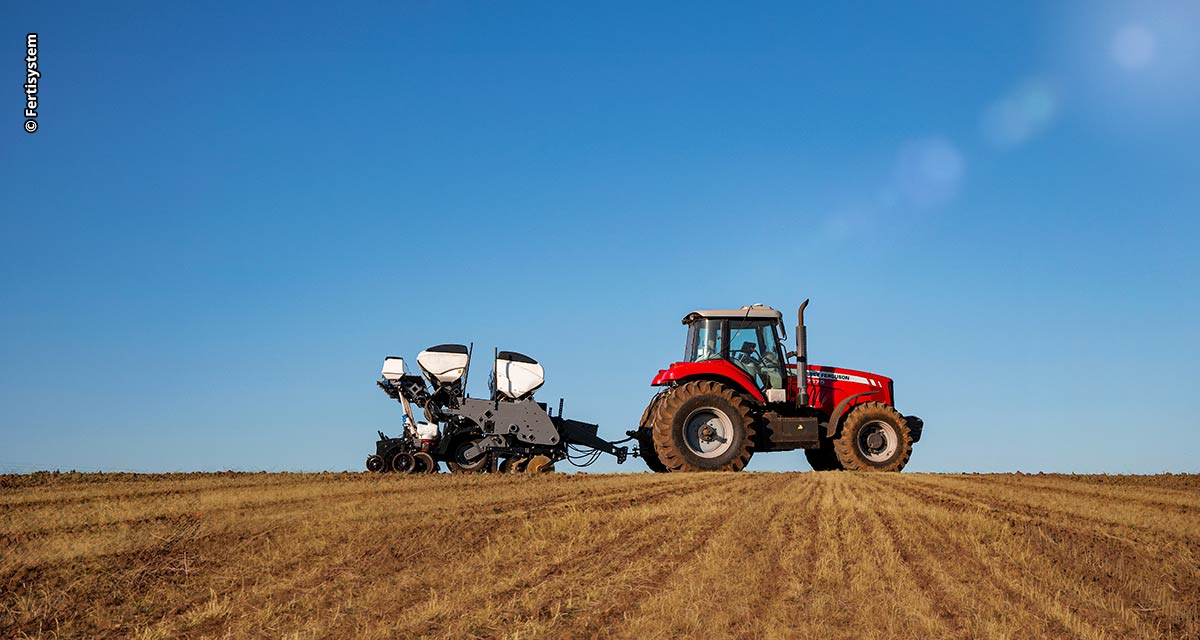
[24,33,39,133]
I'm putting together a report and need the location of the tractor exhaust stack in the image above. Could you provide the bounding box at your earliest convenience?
[796,299,809,408]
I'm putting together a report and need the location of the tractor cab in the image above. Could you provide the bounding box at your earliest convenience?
[681,305,790,402]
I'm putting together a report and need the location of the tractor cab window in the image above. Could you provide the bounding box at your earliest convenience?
[685,319,723,362]
[729,320,785,390]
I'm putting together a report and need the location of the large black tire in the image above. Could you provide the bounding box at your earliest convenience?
[637,394,669,473]
[832,402,913,472]
[446,438,496,474]
[651,381,755,472]
[804,439,844,471]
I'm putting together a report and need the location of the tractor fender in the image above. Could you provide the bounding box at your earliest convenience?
[823,389,883,438]
[651,360,766,403]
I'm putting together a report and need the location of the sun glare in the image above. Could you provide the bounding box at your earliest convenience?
[1110,24,1156,71]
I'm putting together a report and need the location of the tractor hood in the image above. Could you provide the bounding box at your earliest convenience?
[804,365,892,389]
[799,364,895,408]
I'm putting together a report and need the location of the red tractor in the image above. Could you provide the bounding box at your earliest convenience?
[635,301,923,472]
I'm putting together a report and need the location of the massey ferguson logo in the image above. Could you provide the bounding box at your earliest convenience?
[809,370,877,386]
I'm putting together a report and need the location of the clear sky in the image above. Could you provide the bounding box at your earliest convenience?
[3,1,1198,474]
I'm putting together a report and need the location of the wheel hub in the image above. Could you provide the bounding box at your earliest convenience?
[683,408,734,459]
[857,420,899,463]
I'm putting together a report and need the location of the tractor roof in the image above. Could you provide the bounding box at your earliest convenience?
[682,304,783,324]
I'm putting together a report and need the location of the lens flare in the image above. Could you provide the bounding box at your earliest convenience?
[1051,1,1200,130]
[1111,24,1156,70]
[982,80,1059,148]
[889,137,965,209]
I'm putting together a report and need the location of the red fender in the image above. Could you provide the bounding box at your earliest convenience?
[650,360,765,403]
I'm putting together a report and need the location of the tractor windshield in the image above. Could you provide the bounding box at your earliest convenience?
[729,320,785,390]
[684,319,723,362]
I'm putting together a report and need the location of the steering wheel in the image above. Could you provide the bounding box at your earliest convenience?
[735,345,760,366]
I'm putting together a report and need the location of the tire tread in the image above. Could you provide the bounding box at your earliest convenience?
[832,401,913,472]
[651,381,756,472]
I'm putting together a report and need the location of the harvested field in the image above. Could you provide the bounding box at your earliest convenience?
[2,472,1198,639]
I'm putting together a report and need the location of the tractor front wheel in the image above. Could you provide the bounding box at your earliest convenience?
[832,402,913,472]
[651,381,755,472]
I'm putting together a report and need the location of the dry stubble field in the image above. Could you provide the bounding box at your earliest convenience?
[1,471,1198,639]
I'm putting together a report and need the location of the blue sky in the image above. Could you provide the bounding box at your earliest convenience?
[3,1,1198,474]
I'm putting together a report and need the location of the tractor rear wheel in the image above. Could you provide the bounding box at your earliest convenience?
[637,394,669,473]
[832,402,913,472]
[804,440,844,471]
[651,381,755,472]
